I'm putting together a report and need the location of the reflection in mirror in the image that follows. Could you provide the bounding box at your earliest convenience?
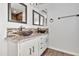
[40,15,44,26]
[44,18,47,26]
[33,10,40,25]
[8,3,27,23]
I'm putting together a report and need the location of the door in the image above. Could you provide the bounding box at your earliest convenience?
[19,37,38,56]
[38,35,48,56]
[7,40,18,56]
[38,36,45,55]
[31,38,38,56]
[19,39,34,56]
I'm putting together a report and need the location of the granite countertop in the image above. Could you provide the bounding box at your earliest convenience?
[5,33,48,43]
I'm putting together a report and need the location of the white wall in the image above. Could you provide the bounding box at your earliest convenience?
[0,3,47,56]
[0,3,7,56]
[45,3,79,55]
[39,3,79,55]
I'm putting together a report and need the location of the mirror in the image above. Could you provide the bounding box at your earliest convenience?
[8,3,27,24]
[40,15,44,26]
[33,10,40,25]
[44,18,47,26]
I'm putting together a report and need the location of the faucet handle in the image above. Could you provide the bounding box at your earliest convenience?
[19,26,23,31]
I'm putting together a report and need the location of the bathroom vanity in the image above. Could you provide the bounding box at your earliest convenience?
[6,28,48,56]
[6,3,48,56]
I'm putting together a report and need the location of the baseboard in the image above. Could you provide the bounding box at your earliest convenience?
[48,46,79,56]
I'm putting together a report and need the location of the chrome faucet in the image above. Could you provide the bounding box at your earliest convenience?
[19,26,23,31]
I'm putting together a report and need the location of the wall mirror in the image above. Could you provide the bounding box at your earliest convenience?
[8,3,27,24]
[40,15,44,26]
[33,10,40,25]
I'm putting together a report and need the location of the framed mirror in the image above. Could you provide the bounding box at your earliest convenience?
[40,15,44,26]
[44,18,47,26]
[33,10,40,25]
[8,3,27,24]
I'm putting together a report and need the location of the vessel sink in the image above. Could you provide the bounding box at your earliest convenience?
[13,30,33,36]
[39,30,46,33]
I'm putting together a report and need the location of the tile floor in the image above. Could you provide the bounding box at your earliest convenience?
[42,48,74,56]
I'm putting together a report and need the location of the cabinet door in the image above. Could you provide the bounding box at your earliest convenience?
[38,36,45,55]
[19,38,39,56]
[19,40,34,56]
[31,38,38,56]
[43,35,48,50]
[7,40,18,56]
[38,35,48,56]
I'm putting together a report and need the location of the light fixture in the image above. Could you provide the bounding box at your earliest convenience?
[58,14,79,20]
[49,18,53,23]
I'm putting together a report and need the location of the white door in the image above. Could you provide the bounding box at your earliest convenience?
[31,38,38,56]
[7,40,18,56]
[38,36,44,55]
[19,39,34,56]
[38,35,48,56]
[43,35,48,50]
[19,38,39,56]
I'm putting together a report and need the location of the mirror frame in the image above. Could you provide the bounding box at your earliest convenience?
[46,18,47,26]
[8,3,27,24]
[33,10,44,26]
[33,10,40,25]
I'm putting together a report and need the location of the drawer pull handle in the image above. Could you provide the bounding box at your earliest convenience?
[29,48,31,55]
[33,46,34,52]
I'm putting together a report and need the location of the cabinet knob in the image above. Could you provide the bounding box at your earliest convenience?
[41,47,43,49]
